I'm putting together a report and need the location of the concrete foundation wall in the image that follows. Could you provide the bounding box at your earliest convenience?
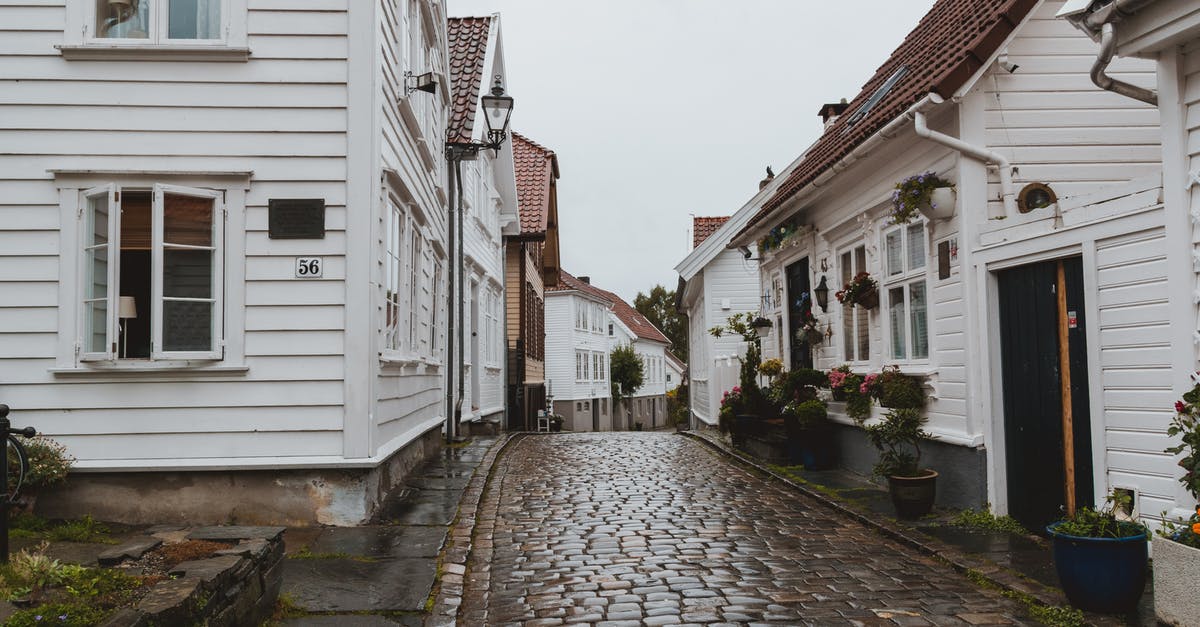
[36,425,443,527]
[832,423,987,511]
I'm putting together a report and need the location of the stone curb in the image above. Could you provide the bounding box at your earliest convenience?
[681,430,1072,611]
[425,432,522,627]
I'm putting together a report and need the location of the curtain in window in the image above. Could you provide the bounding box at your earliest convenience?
[169,0,221,39]
[910,281,929,359]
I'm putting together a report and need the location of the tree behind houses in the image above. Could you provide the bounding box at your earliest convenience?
[634,284,687,362]
[609,344,644,427]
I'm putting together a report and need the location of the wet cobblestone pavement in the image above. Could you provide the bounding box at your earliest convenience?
[463,433,1032,626]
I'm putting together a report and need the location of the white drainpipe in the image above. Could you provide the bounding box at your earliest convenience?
[1092,22,1157,106]
[909,93,1017,220]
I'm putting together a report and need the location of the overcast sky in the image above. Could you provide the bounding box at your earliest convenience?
[448,0,937,303]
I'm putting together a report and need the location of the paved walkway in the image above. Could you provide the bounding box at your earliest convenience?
[463,433,1032,626]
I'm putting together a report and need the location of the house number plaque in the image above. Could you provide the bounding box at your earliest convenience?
[295,257,323,278]
[269,198,325,239]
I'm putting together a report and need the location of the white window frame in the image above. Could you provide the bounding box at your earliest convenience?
[840,244,871,364]
[77,182,225,362]
[882,222,930,362]
[61,0,250,60]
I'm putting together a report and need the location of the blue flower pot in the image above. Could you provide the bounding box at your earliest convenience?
[1045,521,1148,614]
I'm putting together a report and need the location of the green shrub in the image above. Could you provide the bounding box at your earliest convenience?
[865,408,931,478]
[4,602,110,627]
[13,436,74,490]
[784,399,829,431]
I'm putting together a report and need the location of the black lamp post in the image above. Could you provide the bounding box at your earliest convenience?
[813,275,830,312]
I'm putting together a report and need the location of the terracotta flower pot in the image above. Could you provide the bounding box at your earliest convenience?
[887,469,937,519]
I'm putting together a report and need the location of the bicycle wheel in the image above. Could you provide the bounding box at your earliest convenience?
[6,435,28,504]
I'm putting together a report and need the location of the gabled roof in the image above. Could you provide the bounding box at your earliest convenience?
[746,0,1038,228]
[512,132,559,235]
[549,271,671,346]
[665,350,686,370]
[447,16,491,145]
[692,216,730,249]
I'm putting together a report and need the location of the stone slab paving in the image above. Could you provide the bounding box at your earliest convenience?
[282,556,437,612]
[462,433,1034,626]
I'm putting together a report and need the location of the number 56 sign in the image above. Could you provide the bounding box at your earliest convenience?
[295,257,323,278]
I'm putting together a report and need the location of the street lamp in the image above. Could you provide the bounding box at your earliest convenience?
[444,74,514,442]
[480,75,514,150]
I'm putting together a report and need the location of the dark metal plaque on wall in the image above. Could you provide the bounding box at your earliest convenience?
[268,199,326,239]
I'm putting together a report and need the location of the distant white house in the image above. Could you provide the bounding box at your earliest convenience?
[0,0,475,526]
[674,167,800,429]
[607,292,671,430]
[727,0,1169,528]
[665,350,685,392]
[544,272,614,431]
[446,15,519,428]
[1059,0,1200,524]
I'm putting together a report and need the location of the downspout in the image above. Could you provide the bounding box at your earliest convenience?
[455,158,466,436]
[1091,21,1157,106]
[444,152,460,443]
[909,93,1018,220]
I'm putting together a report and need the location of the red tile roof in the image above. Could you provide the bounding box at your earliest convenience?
[549,271,671,346]
[746,0,1038,229]
[447,17,491,145]
[512,132,558,235]
[692,216,730,249]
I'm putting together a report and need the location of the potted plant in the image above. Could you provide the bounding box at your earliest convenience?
[1153,382,1200,626]
[710,312,769,444]
[828,365,873,421]
[870,365,926,410]
[784,398,835,470]
[548,414,564,432]
[1046,491,1149,614]
[865,407,937,518]
[836,272,879,310]
[892,171,955,224]
[795,312,824,345]
[9,435,73,513]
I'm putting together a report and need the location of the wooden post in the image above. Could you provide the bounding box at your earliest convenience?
[1056,260,1076,517]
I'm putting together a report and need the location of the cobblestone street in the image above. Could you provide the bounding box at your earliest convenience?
[462,433,1032,626]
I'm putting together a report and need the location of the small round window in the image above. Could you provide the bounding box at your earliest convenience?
[1018,183,1057,214]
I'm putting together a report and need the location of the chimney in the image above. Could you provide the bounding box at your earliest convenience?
[758,166,775,190]
[578,276,590,284]
[819,98,850,130]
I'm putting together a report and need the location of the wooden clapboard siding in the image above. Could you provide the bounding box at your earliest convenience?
[371,0,449,447]
[0,0,384,465]
[981,0,1160,223]
[1094,228,1176,514]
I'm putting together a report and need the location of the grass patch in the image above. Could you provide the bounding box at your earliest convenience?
[950,508,1030,535]
[44,516,115,544]
[288,547,375,562]
[963,568,1084,627]
[4,601,111,626]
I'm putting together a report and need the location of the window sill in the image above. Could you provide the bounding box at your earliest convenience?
[379,354,441,370]
[57,44,250,62]
[50,363,248,377]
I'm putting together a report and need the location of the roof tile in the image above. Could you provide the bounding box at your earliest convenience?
[745,0,1038,230]
[512,132,558,235]
[446,17,491,145]
[692,216,730,249]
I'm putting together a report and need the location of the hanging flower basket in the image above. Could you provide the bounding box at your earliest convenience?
[891,172,954,224]
[800,327,824,345]
[856,286,879,310]
[918,187,956,221]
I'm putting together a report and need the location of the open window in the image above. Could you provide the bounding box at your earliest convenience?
[78,183,224,362]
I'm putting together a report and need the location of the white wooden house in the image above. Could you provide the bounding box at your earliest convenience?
[446,15,518,429]
[545,272,614,431]
[607,292,671,430]
[0,0,461,526]
[674,168,800,429]
[665,350,684,392]
[1059,0,1200,524]
[729,0,1170,527]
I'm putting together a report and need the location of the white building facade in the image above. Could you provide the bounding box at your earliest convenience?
[1060,0,1200,525]
[730,0,1173,528]
[544,272,613,432]
[1,0,463,525]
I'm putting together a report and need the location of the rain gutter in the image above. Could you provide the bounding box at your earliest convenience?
[1076,0,1159,105]
[911,93,1017,220]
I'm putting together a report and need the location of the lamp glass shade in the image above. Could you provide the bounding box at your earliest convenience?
[480,79,514,142]
[814,276,830,312]
[119,296,138,319]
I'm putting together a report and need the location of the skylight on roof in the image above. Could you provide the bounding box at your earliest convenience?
[842,65,909,131]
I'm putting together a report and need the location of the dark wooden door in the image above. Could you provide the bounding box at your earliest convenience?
[786,257,813,370]
[997,257,1094,531]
